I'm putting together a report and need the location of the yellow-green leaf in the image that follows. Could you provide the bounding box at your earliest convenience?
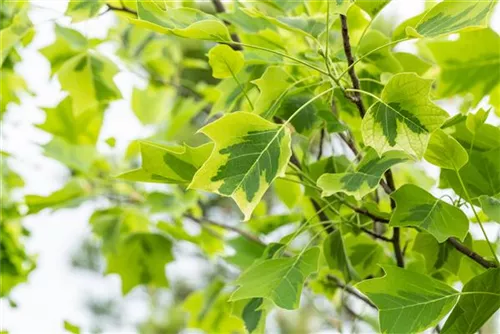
[189,112,291,220]
[208,44,245,79]
[362,73,449,158]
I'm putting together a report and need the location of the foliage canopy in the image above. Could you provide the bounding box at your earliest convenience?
[1,0,500,333]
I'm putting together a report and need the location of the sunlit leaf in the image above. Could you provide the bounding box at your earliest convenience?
[65,0,105,22]
[427,29,499,107]
[106,233,173,294]
[230,247,319,309]
[119,141,213,184]
[442,268,500,334]
[424,129,468,170]
[208,44,245,79]
[132,0,231,42]
[390,184,469,242]
[57,52,121,114]
[410,0,495,38]
[362,73,449,158]
[318,149,409,200]
[189,112,291,220]
[356,265,459,333]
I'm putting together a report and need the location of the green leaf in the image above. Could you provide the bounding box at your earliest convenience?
[208,44,245,79]
[25,178,91,214]
[106,233,173,294]
[63,321,80,334]
[274,176,302,209]
[132,0,231,42]
[131,85,171,125]
[189,112,291,220]
[43,137,98,173]
[440,148,500,200]
[427,29,499,106]
[356,265,460,333]
[0,11,32,66]
[330,0,355,15]
[393,52,432,76]
[424,129,469,170]
[323,230,358,282]
[410,0,495,38]
[412,232,462,275]
[230,247,320,309]
[57,52,121,114]
[358,30,402,73]
[252,66,294,117]
[442,268,500,334]
[38,96,103,145]
[479,195,500,223]
[39,25,89,75]
[390,184,469,242]
[65,0,105,22]
[276,93,326,136]
[90,208,149,253]
[356,0,391,17]
[118,141,213,184]
[362,73,449,158]
[317,149,409,200]
[344,234,385,279]
[465,108,490,135]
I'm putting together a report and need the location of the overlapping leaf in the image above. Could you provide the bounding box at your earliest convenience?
[427,28,499,107]
[189,112,291,220]
[230,247,319,309]
[106,233,173,294]
[424,129,469,170]
[318,149,409,200]
[208,44,245,79]
[131,0,231,42]
[390,184,469,242]
[119,141,213,184]
[362,73,449,158]
[356,265,460,333]
[410,0,495,38]
[442,268,500,334]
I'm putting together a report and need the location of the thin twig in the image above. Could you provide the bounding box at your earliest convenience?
[106,3,137,15]
[326,275,376,309]
[340,15,366,118]
[185,215,265,246]
[359,227,392,242]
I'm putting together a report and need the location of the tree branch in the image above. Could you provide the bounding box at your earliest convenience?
[448,237,498,269]
[326,275,376,309]
[339,15,366,118]
[185,215,265,246]
[106,3,137,15]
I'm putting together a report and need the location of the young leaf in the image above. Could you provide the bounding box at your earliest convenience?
[330,0,355,15]
[106,233,173,294]
[441,268,500,334]
[317,149,409,200]
[362,73,449,158]
[427,29,499,106]
[230,247,319,310]
[424,129,469,170]
[410,0,495,38]
[65,0,105,22]
[323,230,358,282]
[57,52,121,114]
[356,265,460,333]
[479,195,500,223]
[252,66,294,117]
[189,112,291,220]
[132,85,171,125]
[0,12,32,66]
[208,44,245,79]
[358,30,402,74]
[356,0,391,17]
[466,108,490,135]
[440,148,500,200]
[131,1,231,42]
[38,96,103,145]
[390,184,469,242]
[118,141,213,184]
